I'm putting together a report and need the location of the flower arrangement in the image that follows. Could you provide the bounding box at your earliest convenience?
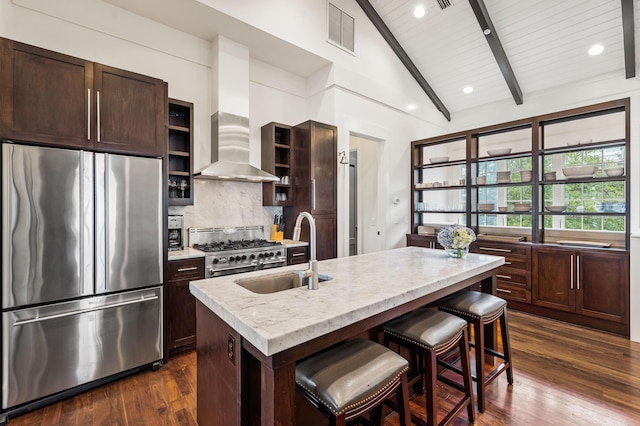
[437,225,476,258]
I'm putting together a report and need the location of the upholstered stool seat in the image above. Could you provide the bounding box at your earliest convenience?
[296,338,411,426]
[384,309,475,426]
[438,290,513,413]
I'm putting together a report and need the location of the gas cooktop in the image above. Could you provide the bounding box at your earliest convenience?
[193,239,281,253]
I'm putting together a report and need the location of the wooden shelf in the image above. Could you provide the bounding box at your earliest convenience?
[261,123,293,206]
[168,99,194,206]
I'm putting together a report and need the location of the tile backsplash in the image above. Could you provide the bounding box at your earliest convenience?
[169,179,282,244]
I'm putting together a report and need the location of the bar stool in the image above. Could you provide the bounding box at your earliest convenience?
[438,290,513,412]
[295,338,411,426]
[383,309,475,426]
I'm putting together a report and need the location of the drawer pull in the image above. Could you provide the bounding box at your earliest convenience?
[291,252,306,257]
[496,274,512,280]
[504,261,512,265]
[479,247,512,253]
[177,266,199,272]
[496,288,512,294]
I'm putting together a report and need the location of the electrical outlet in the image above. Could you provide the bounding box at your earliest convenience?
[227,335,236,365]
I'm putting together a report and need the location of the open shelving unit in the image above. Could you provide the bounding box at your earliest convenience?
[167,99,194,206]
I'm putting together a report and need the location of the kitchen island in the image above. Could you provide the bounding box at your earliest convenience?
[190,246,504,425]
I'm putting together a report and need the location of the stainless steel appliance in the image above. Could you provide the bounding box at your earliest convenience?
[1,143,163,411]
[189,226,286,277]
[168,215,184,251]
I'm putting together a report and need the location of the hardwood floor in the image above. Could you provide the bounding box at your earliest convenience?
[7,311,640,425]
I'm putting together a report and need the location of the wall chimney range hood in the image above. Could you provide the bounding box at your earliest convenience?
[194,112,278,182]
[194,36,278,182]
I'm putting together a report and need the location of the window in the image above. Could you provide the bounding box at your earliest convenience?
[328,2,355,53]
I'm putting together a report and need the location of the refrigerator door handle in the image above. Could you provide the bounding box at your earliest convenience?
[13,295,160,326]
[95,153,106,293]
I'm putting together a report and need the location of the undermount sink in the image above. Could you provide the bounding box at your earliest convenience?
[235,271,333,294]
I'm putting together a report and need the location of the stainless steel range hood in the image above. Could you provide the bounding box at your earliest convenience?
[194,112,278,182]
[194,35,278,183]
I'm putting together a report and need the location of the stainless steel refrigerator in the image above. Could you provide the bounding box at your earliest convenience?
[1,142,163,410]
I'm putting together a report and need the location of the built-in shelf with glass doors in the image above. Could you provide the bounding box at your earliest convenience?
[411,98,630,249]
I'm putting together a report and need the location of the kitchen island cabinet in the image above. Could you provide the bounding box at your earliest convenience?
[190,246,503,425]
[0,37,165,156]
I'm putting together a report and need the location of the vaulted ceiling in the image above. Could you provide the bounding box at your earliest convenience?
[357,0,637,120]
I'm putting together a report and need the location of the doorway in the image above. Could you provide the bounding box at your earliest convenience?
[349,134,383,255]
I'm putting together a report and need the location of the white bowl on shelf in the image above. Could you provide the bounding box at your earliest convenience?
[476,176,487,185]
[604,167,624,177]
[478,203,495,212]
[513,203,531,212]
[543,171,557,180]
[562,166,597,178]
[520,170,532,182]
[429,156,449,164]
[487,148,512,156]
[545,205,567,212]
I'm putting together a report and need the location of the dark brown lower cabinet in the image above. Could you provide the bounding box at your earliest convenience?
[166,257,204,357]
[287,245,309,265]
[532,246,629,324]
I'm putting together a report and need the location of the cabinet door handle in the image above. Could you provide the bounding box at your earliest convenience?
[504,261,512,265]
[479,247,512,253]
[496,274,512,280]
[496,288,512,294]
[291,252,306,257]
[177,266,199,272]
[87,89,91,141]
[570,254,574,289]
[97,90,101,142]
[576,255,580,290]
[311,179,316,210]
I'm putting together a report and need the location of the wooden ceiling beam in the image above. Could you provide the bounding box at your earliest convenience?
[468,0,523,105]
[621,0,636,78]
[355,0,451,121]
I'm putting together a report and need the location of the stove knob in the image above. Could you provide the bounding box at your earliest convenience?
[228,256,235,262]
[250,254,256,260]
[276,250,282,256]
[213,258,220,264]
[258,253,264,258]
[269,252,275,257]
[241,255,247,261]
[235,256,242,262]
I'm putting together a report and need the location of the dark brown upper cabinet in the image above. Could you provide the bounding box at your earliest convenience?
[0,37,165,156]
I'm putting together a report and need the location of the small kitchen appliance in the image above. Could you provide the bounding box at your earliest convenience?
[189,226,286,278]
[168,215,184,251]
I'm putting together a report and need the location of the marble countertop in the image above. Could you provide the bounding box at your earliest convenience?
[168,247,205,261]
[278,239,309,248]
[190,246,504,356]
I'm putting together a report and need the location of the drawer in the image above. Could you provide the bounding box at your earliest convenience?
[287,246,308,265]
[495,269,530,287]
[473,243,531,259]
[495,283,530,303]
[501,257,530,271]
[168,258,205,281]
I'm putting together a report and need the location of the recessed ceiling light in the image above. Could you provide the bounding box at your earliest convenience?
[463,86,473,94]
[589,44,604,56]
[406,103,418,111]
[414,5,426,18]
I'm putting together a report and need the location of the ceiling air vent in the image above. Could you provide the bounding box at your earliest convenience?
[436,0,454,10]
[328,2,355,53]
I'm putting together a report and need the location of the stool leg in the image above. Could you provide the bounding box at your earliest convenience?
[500,309,514,385]
[396,371,411,426]
[474,319,487,413]
[460,328,476,423]
[423,350,438,426]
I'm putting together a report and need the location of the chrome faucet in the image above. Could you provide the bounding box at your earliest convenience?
[292,211,319,290]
